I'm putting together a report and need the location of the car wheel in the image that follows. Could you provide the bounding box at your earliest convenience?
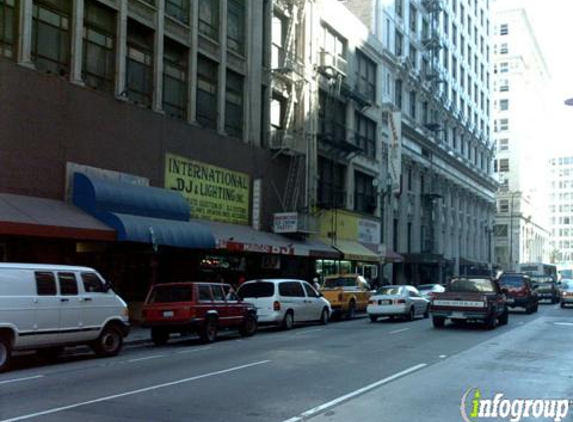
[92,325,123,357]
[239,314,258,337]
[432,316,445,328]
[369,315,378,323]
[561,302,566,309]
[484,313,497,330]
[200,317,218,343]
[525,303,534,314]
[319,308,329,325]
[151,328,170,346]
[346,301,356,320]
[0,336,12,373]
[406,306,415,322]
[282,311,294,330]
[37,347,64,361]
[498,307,509,326]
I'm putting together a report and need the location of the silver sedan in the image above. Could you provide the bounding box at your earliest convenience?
[367,285,430,322]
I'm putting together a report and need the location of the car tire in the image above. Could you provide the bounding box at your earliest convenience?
[92,324,123,357]
[407,307,415,322]
[200,317,218,343]
[525,303,534,315]
[498,307,509,326]
[282,311,294,330]
[239,314,258,337]
[319,308,329,325]
[369,315,378,323]
[0,336,12,373]
[432,316,445,328]
[346,301,356,320]
[151,328,170,346]
[561,302,566,309]
[37,347,64,361]
[533,302,539,313]
[484,313,497,330]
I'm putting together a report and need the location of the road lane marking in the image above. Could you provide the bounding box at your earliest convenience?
[295,328,324,335]
[439,355,447,359]
[0,375,44,386]
[0,360,271,422]
[127,355,164,363]
[176,347,212,354]
[554,322,573,326]
[280,363,427,422]
[388,328,410,334]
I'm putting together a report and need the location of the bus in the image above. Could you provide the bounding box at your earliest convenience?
[516,262,557,281]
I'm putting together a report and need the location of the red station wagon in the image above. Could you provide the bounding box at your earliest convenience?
[142,282,258,344]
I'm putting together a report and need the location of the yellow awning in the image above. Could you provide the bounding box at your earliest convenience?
[332,239,380,262]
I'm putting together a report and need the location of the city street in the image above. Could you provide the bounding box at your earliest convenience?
[0,304,571,422]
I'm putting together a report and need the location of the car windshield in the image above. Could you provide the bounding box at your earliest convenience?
[323,277,356,288]
[237,282,275,298]
[417,284,436,291]
[375,286,403,296]
[499,276,525,287]
[448,279,495,293]
[148,285,193,303]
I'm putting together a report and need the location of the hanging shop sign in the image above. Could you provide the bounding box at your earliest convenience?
[273,212,299,234]
[165,153,250,225]
[218,240,295,255]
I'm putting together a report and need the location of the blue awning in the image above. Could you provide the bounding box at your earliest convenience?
[73,172,215,249]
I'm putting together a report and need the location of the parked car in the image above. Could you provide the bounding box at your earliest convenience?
[417,284,445,300]
[498,272,538,314]
[0,263,130,373]
[320,274,372,319]
[560,281,573,308]
[367,285,429,322]
[530,275,561,304]
[237,279,331,329]
[142,282,257,345]
[429,276,509,329]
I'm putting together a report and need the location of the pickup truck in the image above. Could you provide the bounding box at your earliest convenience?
[429,277,508,329]
[320,274,372,319]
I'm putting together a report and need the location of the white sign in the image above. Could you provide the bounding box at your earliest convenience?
[273,212,299,233]
[358,219,380,245]
[387,111,402,194]
[252,179,262,231]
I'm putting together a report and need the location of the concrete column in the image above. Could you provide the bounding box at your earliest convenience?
[218,0,228,134]
[187,0,199,124]
[70,0,85,85]
[153,0,165,112]
[17,0,34,68]
[115,0,128,98]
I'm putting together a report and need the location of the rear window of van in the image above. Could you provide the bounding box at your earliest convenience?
[238,282,275,298]
[148,285,193,303]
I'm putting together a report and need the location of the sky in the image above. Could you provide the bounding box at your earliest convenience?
[515,0,573,156]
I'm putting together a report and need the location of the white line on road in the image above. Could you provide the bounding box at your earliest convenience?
[295,328,324,335]
[0,375,44,386]
[0,360,271,422]
[388,328,410,335]
[439,355,447,359]
[280,363,427,422]
[176,347,212,354]
[127,355,164,363]
[554,322,573,327]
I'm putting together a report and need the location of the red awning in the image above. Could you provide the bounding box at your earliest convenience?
[0,193,115,241]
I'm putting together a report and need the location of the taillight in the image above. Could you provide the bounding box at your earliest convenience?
[394,299,406,304]
[273,301,281,311]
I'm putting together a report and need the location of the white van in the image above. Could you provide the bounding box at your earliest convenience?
[0,263,130,372]
[237,279,331,329]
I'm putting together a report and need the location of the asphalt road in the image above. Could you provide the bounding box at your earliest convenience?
[0,303,571,422]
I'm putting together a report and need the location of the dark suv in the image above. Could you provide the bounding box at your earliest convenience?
[429,276,508,329]
[142,282,257,344]
[530,275,561,304]
[498,273,538,314]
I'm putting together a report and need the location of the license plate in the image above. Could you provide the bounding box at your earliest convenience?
[163,311,174,317]
[506,298,515,304]
[379,300,391,305]
[451,312,466,319]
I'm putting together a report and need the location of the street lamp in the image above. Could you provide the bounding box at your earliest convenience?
[508,190,521,271]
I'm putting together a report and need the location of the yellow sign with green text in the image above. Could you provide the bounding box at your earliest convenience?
[165,153,250,225]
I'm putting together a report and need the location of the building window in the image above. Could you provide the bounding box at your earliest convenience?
[395,0,403,18]
[0,0,16,59]
[354,172,375,214]
[318,157,346,208]
[409,43,416,68]
[355,112,376,159]
[198,0,219,41]
[498,138,509,151]
[83,1,115,93]
[499,118,509,131]
[395,79,403,109]
[500,23,508,35]
[318,90,346,144]
[499,62,509,73]
[499,99,509,111]
[196,55,218,128]
[163,40,188,120]
[409,90,416,119]
[498,199,509,213]
[499,158,509,172]
[32,0,71,75]
[225,69,244,139]
[500,43,508,54]
[227,0,245,55]
[395,31,403,56]
[494,224,508,237]
[409,5,416,32]
[355,50,376,102]
[166,0,189,24]
[499,79,509,92]
[126,20,153,107]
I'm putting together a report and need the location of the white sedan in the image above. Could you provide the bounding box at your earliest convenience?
[367,285,430,322]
